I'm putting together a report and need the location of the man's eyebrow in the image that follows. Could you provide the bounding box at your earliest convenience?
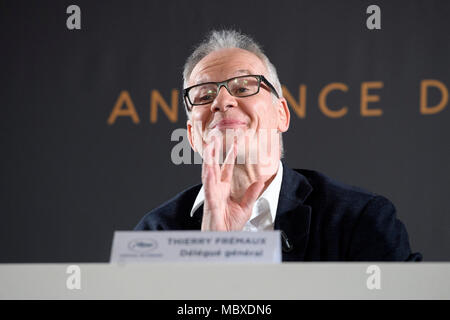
[194,77,210,85]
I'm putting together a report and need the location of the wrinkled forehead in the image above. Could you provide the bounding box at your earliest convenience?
[188,48,268,86]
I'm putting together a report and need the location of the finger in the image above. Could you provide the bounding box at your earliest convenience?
[204,166,218,208]
[239,180,265,211]
[203,139,213,165]
[213,136,221,180]
[221,139,237,182]
[202,142,216,185]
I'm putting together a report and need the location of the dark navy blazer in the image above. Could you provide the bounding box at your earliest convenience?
[135,163,422,261]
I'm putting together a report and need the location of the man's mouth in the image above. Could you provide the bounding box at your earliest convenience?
[210,119,247,130]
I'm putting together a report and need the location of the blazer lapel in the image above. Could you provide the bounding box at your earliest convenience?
[190,203,203,229]
[275,162,313,261]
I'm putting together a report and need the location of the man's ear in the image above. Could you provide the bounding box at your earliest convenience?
[277,97,290,133]
[186,119,197,152]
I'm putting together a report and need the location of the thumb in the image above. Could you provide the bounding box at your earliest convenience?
[240,181,265,212]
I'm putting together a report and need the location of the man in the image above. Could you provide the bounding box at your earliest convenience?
[135,30,422,261]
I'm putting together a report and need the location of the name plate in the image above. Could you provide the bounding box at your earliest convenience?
[110,231,281,264]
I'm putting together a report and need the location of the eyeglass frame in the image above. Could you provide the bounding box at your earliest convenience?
[183,74,280,111]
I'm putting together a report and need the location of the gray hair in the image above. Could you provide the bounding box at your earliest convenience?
[182,29,285,158]
[183,29,283,101]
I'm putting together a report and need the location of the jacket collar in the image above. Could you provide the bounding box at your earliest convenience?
[274,161,313,261]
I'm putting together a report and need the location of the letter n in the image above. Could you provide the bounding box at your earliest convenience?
[282,85,306,119]
[150,89,178,123]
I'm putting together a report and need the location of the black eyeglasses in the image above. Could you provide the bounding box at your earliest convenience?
[183,75,279,111]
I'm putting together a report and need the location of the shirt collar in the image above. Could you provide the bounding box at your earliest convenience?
[189,161,284,223]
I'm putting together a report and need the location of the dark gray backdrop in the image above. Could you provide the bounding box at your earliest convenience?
[0,0,449,262]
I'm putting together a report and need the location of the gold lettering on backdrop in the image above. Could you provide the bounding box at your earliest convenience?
[318,83,349,118]
[420,79,448,115]
[361,81,384,117]
[108,80,448,124]
[107,90,140,125]
[150,89,179,123]
[282,85,307,119]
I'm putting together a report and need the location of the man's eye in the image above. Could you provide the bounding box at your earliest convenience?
[199,94,213,101]
[235,87,248,94]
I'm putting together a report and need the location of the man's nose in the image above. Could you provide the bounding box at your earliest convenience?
[210,85,238,113]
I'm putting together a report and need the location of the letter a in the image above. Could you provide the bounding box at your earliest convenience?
[107,91,140,125]
[366,5,381,30]
[366,265,381,290]
[66,5,81,30]
[171,128,192,165]
[66,265,81,290]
